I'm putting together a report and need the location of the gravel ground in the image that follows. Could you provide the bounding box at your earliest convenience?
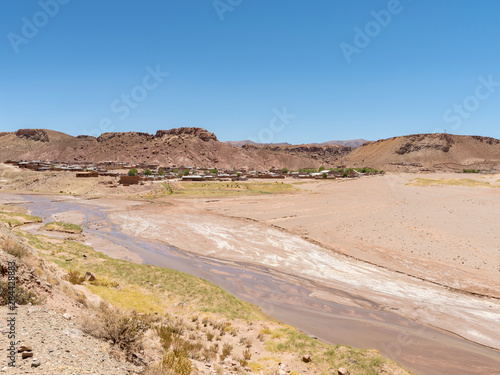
[0,305,141,374]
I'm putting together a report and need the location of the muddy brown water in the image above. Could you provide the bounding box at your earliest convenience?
[13,195,500,375]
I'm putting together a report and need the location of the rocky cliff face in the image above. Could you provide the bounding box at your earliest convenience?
[15,129,50,143]
[243,144,351,160]
[155,127,218,142]
[394,133,456,155]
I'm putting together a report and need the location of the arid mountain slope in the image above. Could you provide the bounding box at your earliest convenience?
[2,129,499,171]
[225,139,367,148]
[346,133,500,171]
[0,128,349,169]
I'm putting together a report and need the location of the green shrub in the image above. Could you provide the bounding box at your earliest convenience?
[463,169,480,173]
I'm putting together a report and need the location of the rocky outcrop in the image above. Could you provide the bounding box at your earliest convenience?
[243,144,351,159]
[76,135,97,142]
[97,132,153,142]
[470,135,500,145]
[155,127,218,142]
[15,129,50,142]
[395,134,455,155]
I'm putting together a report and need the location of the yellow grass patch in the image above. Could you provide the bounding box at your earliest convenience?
[408,178,500,188]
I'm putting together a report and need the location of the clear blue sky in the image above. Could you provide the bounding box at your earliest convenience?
[1,1,500,144]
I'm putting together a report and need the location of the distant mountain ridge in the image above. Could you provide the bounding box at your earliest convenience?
[224,139,367,148]
[0,128,499,171]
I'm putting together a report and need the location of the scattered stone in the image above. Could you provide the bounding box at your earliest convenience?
[308,334,317,339]
[302,354,311,363]
[31,360,41,368]
[1,366,7,372]
[18,345,32,353]
[338,367,349,375]
[84,272,96,281]
[62,328,83,339]
[115,285,122,291]
[22,352,34,359]
[63,313,71,320]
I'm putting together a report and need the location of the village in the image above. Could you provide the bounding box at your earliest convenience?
[4,159,382,186]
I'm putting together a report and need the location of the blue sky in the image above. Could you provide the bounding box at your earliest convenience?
[1,1,500,144]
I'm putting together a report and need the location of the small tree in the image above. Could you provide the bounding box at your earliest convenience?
[144,169,152,176]
[281,167,289,174]
[128,168,138,177]
[209,168,218,174]
[322,173,327,179]
[318,166,325,172]
[183,170,189,176]
[158,169,165,176]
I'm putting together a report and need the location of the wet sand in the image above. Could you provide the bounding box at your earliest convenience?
[6,193,500,375]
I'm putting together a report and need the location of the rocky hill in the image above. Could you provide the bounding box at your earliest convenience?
[1,129,499,171]
[346,133,500,171]
[0,128,349,170]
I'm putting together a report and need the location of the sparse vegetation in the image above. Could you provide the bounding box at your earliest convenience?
[408,178,500,189]
[463,169,480,173]
[128,168,138,176]
[0,211,42,227]
[0,280,39,305]
[2,239,29,258]
[82,303,150,358]
[171,181,297,197]
[20,231,262,319]
[64,269,85,285]
[220,342,233,361]
[44,221,83,234]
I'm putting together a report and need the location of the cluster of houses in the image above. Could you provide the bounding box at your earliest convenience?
[4,159,362,186]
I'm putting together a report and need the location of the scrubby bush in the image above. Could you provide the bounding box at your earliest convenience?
[2,239,29,259]
[64,269,85,285]
[82,304,149,358]
[220,343,233,361]
[0,280,39,305]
